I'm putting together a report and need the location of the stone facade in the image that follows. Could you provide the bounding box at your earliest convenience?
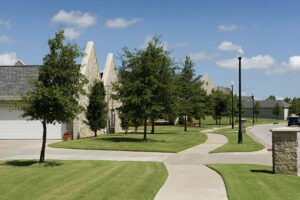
[202,74,215,95]
[73,41,101,138]
[102,53,122,133]
[271,127,300,176]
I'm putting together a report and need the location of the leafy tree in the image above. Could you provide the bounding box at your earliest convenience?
[16,31,87,163]
[283,97,292,103]
[266,95,276,100]
[289,98,300,116]
[177,56,201,131]
[86,80,107,137]
[253,101,261,122]
[191,80,207,127]
[115,36,174,141]
[273,102,282,120]
[209,89,229,125]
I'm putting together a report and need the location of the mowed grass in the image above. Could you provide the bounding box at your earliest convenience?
[210,127,264,153]
[50,126,207,153]
[0,160,167,200]
[208,164,300,200]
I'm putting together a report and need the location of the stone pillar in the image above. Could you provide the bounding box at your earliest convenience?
[271,127,300,176]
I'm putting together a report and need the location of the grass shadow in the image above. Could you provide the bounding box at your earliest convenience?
[250,169,274,174]
[2,160,63,167]
[97,137,161,143]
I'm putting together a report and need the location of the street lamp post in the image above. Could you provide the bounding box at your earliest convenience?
[238,56,243,144]
[251,93,255,125]
[231,81,234,129]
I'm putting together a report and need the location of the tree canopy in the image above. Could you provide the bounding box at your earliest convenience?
[115,36,175,140]
[17,30,87,163]
[86,80,107,137]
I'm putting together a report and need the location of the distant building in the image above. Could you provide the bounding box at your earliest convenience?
[202,74,231,94]
[243,98,290,120]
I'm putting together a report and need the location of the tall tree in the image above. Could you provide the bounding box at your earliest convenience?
[191,80,207,127]
[283,97,292,104]
[209,89,229,125]
[16,31,87,163]
[266,95,276,100]
[115,36,174,141]
[177,56,201,131]
[86,80,107,137]
[289,98,300,116]
[273,102,282,120]
[253,101,261,122]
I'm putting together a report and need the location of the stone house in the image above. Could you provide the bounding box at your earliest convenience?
[0,41,121,139]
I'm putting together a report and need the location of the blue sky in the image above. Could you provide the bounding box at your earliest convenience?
[1,0,300,100]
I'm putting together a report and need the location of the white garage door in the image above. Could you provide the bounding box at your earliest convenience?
[0,108,65,139]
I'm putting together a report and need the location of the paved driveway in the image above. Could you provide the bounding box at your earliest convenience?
[247,122,287,149]
[0,140,172,162]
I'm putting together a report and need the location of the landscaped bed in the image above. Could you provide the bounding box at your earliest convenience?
[49,126,207,153]
[208,164,300,200]
[0,160,167,200]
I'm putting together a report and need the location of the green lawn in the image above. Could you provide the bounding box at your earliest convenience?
[0,160,167,200]
[210,127,264,153]
[208,164,300,200]
[50,126,207,153]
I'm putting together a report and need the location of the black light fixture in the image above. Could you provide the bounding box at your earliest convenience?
[251,92,255,125]
[238,56,243,144]
[231,81,234,129]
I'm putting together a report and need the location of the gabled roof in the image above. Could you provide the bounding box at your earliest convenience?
[244,99,290,108]
[0,65,39,100]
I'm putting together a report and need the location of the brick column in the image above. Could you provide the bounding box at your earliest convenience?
[271,127,300,176]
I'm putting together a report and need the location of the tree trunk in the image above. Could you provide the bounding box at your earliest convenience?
[151,118,155,134]
[39,120,47,163]
[198,119,201,127]
[125,127,128,135]
[143,117,147,141]
[135,126,138,133]
[94,130,97,137]
[184,115,187,132]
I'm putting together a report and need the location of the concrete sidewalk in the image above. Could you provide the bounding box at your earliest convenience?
[155,129,228,200]
[0,125,275,200]
[155,127,273,200]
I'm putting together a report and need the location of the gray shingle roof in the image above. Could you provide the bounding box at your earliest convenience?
[0,65,40,100]
[244,99,290,108]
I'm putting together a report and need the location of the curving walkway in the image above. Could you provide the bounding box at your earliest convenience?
[0,125,276,200]
[155,126,273,200]
[155,129,229,200]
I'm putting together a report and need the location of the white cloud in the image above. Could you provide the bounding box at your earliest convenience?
[217,55,275,70]
[51,10,96,28]
[106,17,142,28]
[63,28,82,40]
[218,41,244,57]
[266,56,300,75]
[0,35,13,43]
[218,24,237,31]
[0,19,11,29]
[190,51,218,61]
[0,52,18,65]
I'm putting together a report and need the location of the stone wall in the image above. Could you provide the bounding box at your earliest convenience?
[271,127,300,176]
[73,41,101,138]
[102,53,122,133]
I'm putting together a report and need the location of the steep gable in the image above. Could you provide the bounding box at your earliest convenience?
[73,41,101,138]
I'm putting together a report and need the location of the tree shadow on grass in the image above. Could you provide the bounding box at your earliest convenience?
[2,160,63,167]
[250,169,274,174]
[96,137,163,143]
